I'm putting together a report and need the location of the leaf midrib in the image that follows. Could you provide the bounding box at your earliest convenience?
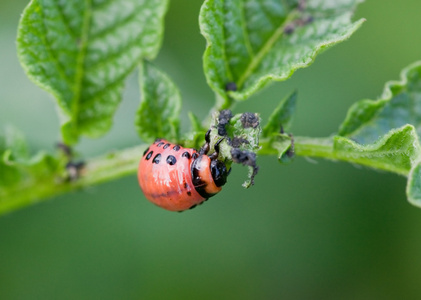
[71,0,92,135]
[236,9,297,89]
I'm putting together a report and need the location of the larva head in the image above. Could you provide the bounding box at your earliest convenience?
[191,154,229,198]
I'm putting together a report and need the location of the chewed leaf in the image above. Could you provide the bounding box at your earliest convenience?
[17,0,168,144]
[209,111,261,188]
[200,0,364,104]
[262,90,297,137]
[339,61,421,144]
[136,61,181,144]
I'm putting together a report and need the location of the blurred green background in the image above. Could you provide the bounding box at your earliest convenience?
[1,0,421,299]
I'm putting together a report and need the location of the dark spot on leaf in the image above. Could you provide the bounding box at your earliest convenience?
[284,23,295,35]
[166,155,177,165]
[230,137,249,148]
[56,142,72,157]
[241,113,259,128]
[65,161,85,181]
[182,152,191,159]
[146,151,153,160]
[173,145,181,151]
[163,143,170,149]
[218,109,233,136]
[225,82,237,91]
[152,153,161,164]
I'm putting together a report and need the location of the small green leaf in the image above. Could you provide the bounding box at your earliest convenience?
[188,112,205,133]
[261,133,294,164]
[200,0,364,104]
[136,61,181,143]
[407,160,421,208]
[17,0,168,144]
[0,127,61,203]
[262,90,297,137]
[339,61,421,144]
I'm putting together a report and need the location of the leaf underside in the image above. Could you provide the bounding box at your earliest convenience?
[17,0,168,144]
[200,0,364,105]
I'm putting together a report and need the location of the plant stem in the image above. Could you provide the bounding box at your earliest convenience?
[0,145,146,215]
[0,134,410,216]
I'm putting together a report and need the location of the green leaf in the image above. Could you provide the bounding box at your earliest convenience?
[407,160,421,208]
[262,90,297,137]
[17,0,168,144]
[0,127,61,203]
[339,61,421,144]
[136,61,181,143]
[293,125,421,177]
[334,125,421,176]
[200,0,364,105]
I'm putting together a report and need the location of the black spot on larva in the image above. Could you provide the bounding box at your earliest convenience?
[143,147,149,156]
[189,204,197,210]
[192,153,199,159]
[154,138,162,143]
[184,182,188,188]
[145,151,153,160]
[157,142,165,147]
[163,143,170,149]
[182,151,191,159]
[187,191,192,196]
[166,155,177,165]
[152,153,161,164]
[173,145,181,151]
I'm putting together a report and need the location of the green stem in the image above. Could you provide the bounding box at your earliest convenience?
[0,134,410,216]
[0,145,147,215]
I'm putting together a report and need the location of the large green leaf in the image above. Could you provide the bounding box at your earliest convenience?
[200,0,364,105]
[135,61,181,144]
[17,0,168,144]
[339,61,421,144]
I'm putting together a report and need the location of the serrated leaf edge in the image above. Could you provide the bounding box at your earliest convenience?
[339,61,421,137]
